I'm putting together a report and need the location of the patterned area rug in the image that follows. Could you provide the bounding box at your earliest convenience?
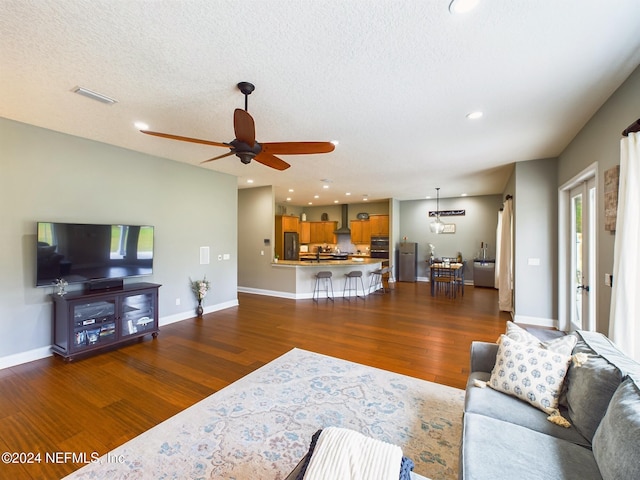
[64,348,464,480]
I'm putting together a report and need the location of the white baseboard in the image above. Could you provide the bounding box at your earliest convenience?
[159,299,239,326]
[237,286,299,299]
[0,346,53,370]
[0,299,240,370]
[513,314,558,329]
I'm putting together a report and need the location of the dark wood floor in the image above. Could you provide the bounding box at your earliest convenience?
[0,282,509,479]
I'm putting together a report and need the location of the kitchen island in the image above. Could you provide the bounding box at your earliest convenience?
[269,258,383,299]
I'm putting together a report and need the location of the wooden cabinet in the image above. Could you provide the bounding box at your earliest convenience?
[350,220,371,244]
[278,215,299,233]
[275,215,300,259]
[300,221,310,244]
[51,282,160,361]
[369,214,389,236]
[309,221,337,244]
[323,222,337,243]
[309,222,322,244]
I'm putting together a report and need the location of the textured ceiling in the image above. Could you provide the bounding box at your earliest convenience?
[2,0,640,206]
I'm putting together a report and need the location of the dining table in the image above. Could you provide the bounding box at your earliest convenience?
[428,261,465,296]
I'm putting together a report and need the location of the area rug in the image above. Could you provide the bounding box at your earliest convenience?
[64,348,464,480]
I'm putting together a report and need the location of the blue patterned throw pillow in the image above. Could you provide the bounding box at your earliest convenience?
[489,335,572,414]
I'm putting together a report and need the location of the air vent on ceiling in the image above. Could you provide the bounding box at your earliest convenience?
[72,86,118,105]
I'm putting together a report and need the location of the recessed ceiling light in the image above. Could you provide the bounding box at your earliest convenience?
[288,188,294,192]
[322,185,329,189]
[308,202,313,205]
[461,193,468,197]
[466,111,483,120]
[246,179,254,184]
[449,0,480,14]
[314,195,320,199]
[345,192,351,196]
[334,200,339,203]
[426,196,432,199]
[134,121,149,130]
[286,197,292,201]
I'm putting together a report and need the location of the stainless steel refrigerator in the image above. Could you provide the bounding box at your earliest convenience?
[284,232,299,260]
[398,242,417,282]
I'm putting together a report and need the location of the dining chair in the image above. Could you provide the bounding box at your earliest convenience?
[453,264,465,297]
[433,264,456,298]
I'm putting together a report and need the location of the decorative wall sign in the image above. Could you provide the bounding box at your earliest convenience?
[428,209,465,217]
[604,165,619,231]
[442,223,456,234]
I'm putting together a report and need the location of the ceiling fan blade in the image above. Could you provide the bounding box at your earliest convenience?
[200,151,235,164]
[254,152,291,171]
[261,141,335,155]
[234,109,255,147]
[141,130,229,148]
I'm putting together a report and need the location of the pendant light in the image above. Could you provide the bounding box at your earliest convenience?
[430,187,445,234]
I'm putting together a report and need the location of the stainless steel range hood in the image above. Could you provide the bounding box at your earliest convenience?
[334,204,351,234]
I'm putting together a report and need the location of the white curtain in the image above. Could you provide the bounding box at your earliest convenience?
[498,198,513,312]
[495,210,502,288]
[609,132,640,361]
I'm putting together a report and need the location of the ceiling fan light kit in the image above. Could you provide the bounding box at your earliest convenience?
[140,81,335,171]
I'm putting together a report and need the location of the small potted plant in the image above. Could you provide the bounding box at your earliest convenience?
[274,254,279,263]
[190,276,210,316]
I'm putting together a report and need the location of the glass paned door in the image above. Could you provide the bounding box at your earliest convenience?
[570,179,596,331]
[121,293,155,337]
[72,300,116,351]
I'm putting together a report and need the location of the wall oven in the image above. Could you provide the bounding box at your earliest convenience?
[370,236,389,259]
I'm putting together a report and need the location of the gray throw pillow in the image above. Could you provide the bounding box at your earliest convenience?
[563,331,630,442]
[592,377,640,480]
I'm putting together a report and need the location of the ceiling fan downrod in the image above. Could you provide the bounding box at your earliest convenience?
[237,82,255,111]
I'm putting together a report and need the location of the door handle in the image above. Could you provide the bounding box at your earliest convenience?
[577,285,590,292]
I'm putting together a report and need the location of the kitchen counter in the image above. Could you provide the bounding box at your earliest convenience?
[275,258,380,266]
[264,258,383,299]
[298,254,371,261]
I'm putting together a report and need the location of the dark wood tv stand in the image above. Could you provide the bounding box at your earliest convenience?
[51,282,161,361]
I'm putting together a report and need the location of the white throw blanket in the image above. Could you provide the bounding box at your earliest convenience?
[303,427,403,480]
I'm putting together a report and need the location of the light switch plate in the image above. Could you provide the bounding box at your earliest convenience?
[200,246,210,265]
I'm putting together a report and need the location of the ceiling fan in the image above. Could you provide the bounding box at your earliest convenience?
[140,82,335,170]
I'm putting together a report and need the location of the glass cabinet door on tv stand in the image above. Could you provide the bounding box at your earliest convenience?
[51,282,160,361]
[71,299,117,351]
[121,292,156,338]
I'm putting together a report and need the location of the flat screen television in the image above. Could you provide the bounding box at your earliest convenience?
[36,222,154,287]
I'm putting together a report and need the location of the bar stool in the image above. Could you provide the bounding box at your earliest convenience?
[343,270,365,300]
[313,271,334,302]
[369,267,388,294]
[386,265,396,289]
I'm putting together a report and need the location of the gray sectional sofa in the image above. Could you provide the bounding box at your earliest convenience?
[460,330,640,480]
